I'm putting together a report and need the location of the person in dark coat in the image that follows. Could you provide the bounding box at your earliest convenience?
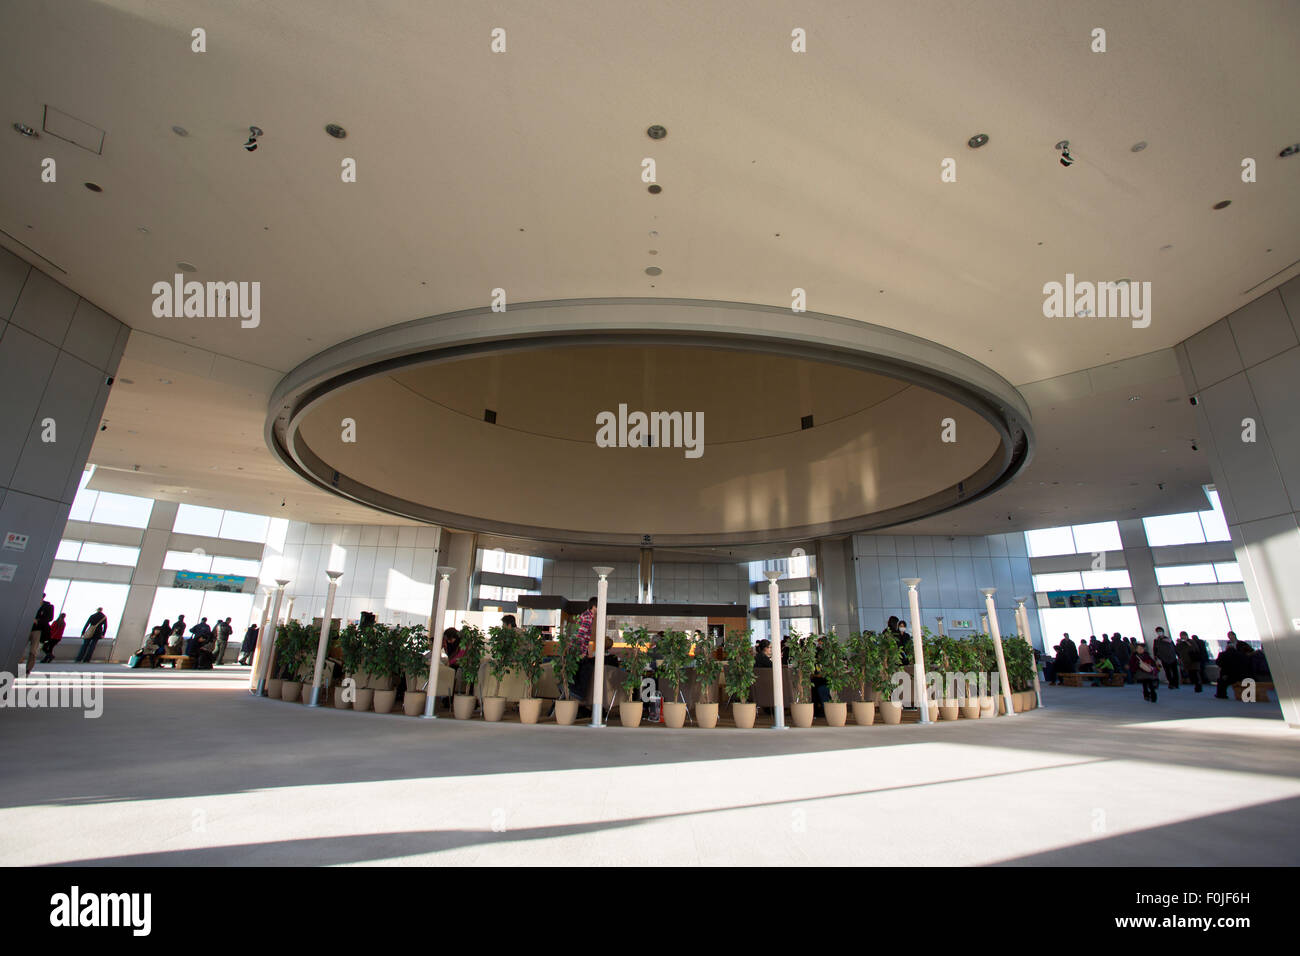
[73,608,108,663]
[40,613,67,663]
[1153,632,1179,689]
[28,594,55,674]
[237,623,259,665]
[1129,642,1160,702]
[1214,636,1248,698]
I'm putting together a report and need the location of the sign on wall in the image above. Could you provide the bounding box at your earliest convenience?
[174,571,247,592]
[3,532,29,551]
[1046,588,1120,608]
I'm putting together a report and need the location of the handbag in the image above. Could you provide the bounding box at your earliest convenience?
[128,654,142,668]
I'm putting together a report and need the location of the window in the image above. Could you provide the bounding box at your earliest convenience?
[1200,488,1231,542]
[1142,512,1206,547]
[56,540,82,561]
[68,486,98,522]
[1155,564,1217,586]
[1071,521,1122,554]
[76,543,140,567]
[164,550,213,572]
[1084,605,1142,639]
[1164,603,1231,647]
[210,556,261,576]
[89,492,153,529]
[218,510,271,543]
[1080,569,1131,589]
[1026,527,1076,557]
[173,504,224,537]
[1225,602,1260,647]
[57,581,131,641]
[1033,571,1083,592]
[1213,562,1243,583]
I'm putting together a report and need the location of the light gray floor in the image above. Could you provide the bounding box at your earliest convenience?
[2,664,1297,866]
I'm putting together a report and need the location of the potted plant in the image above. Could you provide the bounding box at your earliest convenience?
[817,634,851,726]
[551,622,583,725]
[370,624,408,714]
[786,628,818,727]
[484,625,518,722]
[452,624,484,719]
[846,631,877,725]
[972,633,998,717]
[515,626,546,724]
[723,628,758,728]
[618,627,650,727]
[953,638,982,719]
[1003,636,1035,712]
[926,630,961,721]
[275,621,313,702]
[402,625,430,716]
[873,631,904,724]
[692,631,724,728]
[653,629,692,728]
[335,623,364,709]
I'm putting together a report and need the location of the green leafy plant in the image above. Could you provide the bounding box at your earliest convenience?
[786,628,818,704]
[619,627,650,702]
[455,624,485,694]
[515,626,545,699]
[274,620,319,681]
[486,624,519,695]
[367,623,411,684]
[655,629,692,702]
[817,634,851,704]
[722,628,757,704]
[692,631,723,705]
[1002,635,1035,692]
[337,622,367,677]
[402,624,430,690]
[552,622,582,701]
[846,630,878,701]
[950,638,982,698]
[869,630,902,699]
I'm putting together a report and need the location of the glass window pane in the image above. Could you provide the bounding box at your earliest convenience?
[1163,603,1231,646]
[1155,564,1217,586]
[148,587,205,635]
[210,556,261,576]
[68,486,97,522]
[1026,527,1076,557]
[1080,569,1131,589]
[1199,506,1231,542]
[219,510,271,543]
[1213,562,1243,583]
[1071,521,1121,554]
[1142,513,1206,547]
[42,578,71,614]
[1038,608,1092,646]
[56,540,82,561]
[1087,605,1141,639]
[1033,571,1083,592]
[61,581,131,642]
[164,550,213,572]
[198,590,256,633]
[76,543,140,567]
[89,491,153,528]
[174,504,223,537]
[1225,602,1260,648]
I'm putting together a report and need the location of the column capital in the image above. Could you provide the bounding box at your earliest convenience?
[764,570,783,582]
[593,566,615,578]
[980,587,996,598]
[275,578,291,588]
[436,565,456,578]
[325,570,343,581]
[902,577,921,589]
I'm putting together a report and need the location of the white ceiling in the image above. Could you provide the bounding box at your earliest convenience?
[3,0,1296,537]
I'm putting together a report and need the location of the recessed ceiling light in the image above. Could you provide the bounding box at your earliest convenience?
[176,261,197,272]
[1279,143,1300,158]
[325,123,347,139]
[967,133,989,148]
[1131,141,1147,152]
[645,266,662,276]
[649,230,658,237]
[83,182,102,192]
[646,125,667,140]
[648,249,658,255]
[1160,244,1173,251]
[1128,395,1141,402]
[1054,140,1070,151]
[647,184,662,194]
[137,226,150,234]
[1212,200,1231,210]
[12,122,37,137]
[158,378,172,385]
[172,125,189,137]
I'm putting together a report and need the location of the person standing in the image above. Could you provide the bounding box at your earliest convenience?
[40,612,67,663]
[237,623,259,665]
[1129,641,1160,702]
[212,617,234,665]
[169,615,187,652]
[1190,634,1210,691]
[28,594,55,674]
[1153,630,1179,689]
[571,597,599,707]
[73,608,109,663]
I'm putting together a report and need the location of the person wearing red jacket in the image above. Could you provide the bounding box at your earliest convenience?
[1129,641,1161,702]
[40,612,67,663]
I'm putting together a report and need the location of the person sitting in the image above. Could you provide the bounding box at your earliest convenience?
[1214,635,1248,698]
[1077,639,1094,673]
[755,639,773,668]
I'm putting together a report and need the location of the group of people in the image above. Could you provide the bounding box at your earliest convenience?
[25,593,109,673]
[1047,628,1271,703]
[133,614,241,670]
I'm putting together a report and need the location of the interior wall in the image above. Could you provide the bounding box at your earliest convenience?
[0,247,128,671]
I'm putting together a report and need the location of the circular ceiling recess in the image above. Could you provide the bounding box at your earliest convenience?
[266,299,1033,546]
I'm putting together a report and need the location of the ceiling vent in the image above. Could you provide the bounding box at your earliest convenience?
[484,409,497,424]
[800,414,814,430]
[42,105,106,154]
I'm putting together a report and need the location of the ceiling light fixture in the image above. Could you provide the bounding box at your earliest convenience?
[646,125,667,139]
[158,378,172,385]
[1279,143,1299,158]
[171,125,189,137]
[176,261,197,273]
[244,125,263,151]
[1131,141,1147,152]
[83,182,102,192]
[1212,200,1231,210]
[1128,395,1140,402]
[12,122,37,137]
[645,266,662,276]
[325,123,347,139]
[647,184,662,194]
[967,132,989,148]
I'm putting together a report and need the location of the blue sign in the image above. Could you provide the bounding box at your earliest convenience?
[174,570,247,592]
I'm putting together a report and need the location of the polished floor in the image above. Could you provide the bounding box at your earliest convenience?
[2,663,1297,866]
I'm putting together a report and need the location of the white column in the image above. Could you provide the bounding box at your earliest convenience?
[1016,596,1043,708]
[249,587,274,691]
[981,612,990,634]
[283,595,295,624]
[903,578,929,723]
[423,566,456,719]
[256,579,289,696]
[936,616,945,637]
[983,588,1015,717]
[308,571,343,707]
[590,567,614,728]
[765,571,787,730]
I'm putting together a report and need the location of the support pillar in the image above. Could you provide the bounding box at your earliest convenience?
[423,566,456,718]
[903,579,929,722]
[983,588,1015,717]
[1016,596,1043,708]
[765,571,787,729]
[309,571,343,707]
[590,567,613,727]
[256,579,289,696]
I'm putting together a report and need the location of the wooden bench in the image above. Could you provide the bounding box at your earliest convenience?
[1057,671,1124,687]
[157,654,194,669]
